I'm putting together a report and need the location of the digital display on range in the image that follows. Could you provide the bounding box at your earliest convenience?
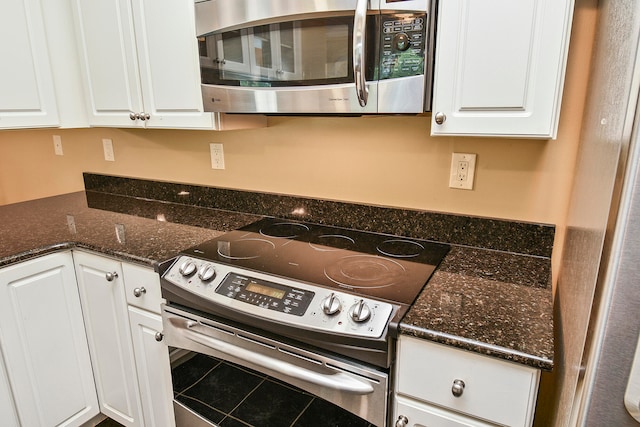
[217,273,314,316]
[245,281,285,299]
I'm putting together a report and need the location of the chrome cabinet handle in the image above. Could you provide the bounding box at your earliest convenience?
[105,272,118,282]
[434,112,447,125]
[452,379,465,397]
[353,0,369,107]
[133,287,146,297]
[154,332,164,342]
[395,415,408,427]
[128,112,150,121]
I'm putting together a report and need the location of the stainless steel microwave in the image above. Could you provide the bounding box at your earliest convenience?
[195,0,435,114]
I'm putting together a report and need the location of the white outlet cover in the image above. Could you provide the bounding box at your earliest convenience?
[210,143,225,170]
[102,138,115,162]
[449,153,476,190]
[53,135,63,156]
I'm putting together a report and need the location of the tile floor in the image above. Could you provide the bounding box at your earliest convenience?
[172,353,376,427]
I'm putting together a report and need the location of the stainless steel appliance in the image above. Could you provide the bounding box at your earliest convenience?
[160,218,449,426]
[194,0,435,114]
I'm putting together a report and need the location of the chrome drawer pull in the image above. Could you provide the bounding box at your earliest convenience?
[452,379,465,397]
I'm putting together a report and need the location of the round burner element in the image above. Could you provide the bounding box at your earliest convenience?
[217,238,276,260]
[325,255,406,289]
[309,234,356,252]
[377,239,425,258]
[260,222,310,238]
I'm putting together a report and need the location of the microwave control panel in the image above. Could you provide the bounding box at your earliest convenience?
[380,13,427,79]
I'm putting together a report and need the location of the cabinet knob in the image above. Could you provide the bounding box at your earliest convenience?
[395,415,408,427]
[434,112,447,125]
[139,112,150,121]
[155,332,164,342]
[133,287,147,297]
[105,272,118,282]
[452,379,466,397]
[129,112,138,121]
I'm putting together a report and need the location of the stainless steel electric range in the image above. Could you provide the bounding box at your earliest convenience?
[160,217,449,426]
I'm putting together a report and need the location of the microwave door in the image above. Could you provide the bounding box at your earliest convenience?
[197,3,379,114]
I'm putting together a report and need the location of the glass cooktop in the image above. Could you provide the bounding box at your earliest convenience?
[180,218,450,306]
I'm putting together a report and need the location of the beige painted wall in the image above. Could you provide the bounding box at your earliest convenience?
[0,1,597,285]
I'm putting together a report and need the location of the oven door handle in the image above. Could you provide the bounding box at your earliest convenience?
[174,319,375,395]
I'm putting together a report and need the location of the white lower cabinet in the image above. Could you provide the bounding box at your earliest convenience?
[128,306,175,427]
[123,262,175,427]
[0,252,99,426]
[74,251,144,427]
[74,251,175,427]
[0,352,19,427]
[394,335,540,427]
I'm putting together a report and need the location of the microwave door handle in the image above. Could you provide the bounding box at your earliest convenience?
[353,0,369,107]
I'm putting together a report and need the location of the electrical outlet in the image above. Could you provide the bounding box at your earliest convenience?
[53,135,63,156]
[449,153,476,190]
[102,138,115,162]
[210,143,225,169]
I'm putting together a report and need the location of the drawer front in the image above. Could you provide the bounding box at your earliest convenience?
[122,263,163,314]
[395,395,496,427]
[396,336,539,427]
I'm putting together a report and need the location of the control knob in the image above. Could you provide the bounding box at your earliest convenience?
[321,293,342,315]
[198,264,216,282]
[178,260,197,277]
[393,33,411,51]
[349,299,371,322]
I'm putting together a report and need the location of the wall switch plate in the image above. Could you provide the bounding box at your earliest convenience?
[210,143,225,170]
[449,153,476,190]
[53,135,63,156]
[102,138,115,162]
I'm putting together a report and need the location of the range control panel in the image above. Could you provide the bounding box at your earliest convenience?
[162,256,395,338]
[217,273,314,316]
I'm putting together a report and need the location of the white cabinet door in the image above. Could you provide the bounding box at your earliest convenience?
[132,0,213,129]
[431,0,574,139]
[0,0,59,129]
[128,306,176,427]
[74,0,213,129]
[73,0,145,128]
[0,252,98,427]
[74,251,144,427]
[0,350,19,427]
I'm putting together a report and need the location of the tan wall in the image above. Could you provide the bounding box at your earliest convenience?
[0,1,597,285]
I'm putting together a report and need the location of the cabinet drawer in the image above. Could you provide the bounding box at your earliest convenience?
[395,394,495,427]
[396,336,539,427]
[122,263,163,314]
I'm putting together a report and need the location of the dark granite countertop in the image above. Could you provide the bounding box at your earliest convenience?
[0,174,554,371]
[0,192,261,268]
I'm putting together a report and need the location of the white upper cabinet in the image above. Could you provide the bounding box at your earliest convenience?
[0,0,59,129]
[0,0,87,130]
[431,0,575,139]
[73,0,214,129]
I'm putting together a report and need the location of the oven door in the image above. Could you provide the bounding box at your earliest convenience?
[195,0,430,114]
[162,304,389,426]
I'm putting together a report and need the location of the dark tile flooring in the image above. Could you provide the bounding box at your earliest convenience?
[172,353,376,427]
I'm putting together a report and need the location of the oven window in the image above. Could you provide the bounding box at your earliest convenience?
[172,353,375,426]
[199,16,378,87]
